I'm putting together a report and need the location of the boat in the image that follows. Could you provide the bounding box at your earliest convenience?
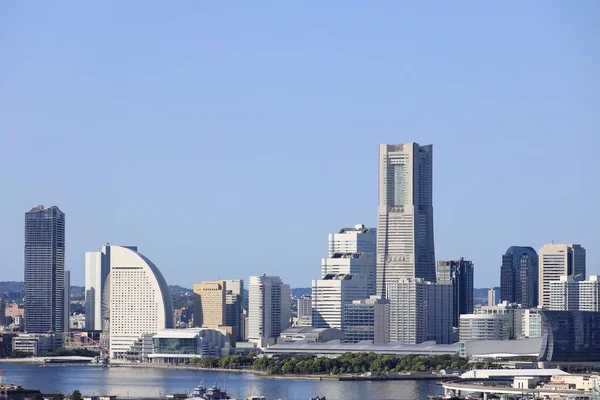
[186,382,231,400]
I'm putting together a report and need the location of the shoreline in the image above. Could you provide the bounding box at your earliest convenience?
[0,359,453,382]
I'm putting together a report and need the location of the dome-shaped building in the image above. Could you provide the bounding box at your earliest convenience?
[105,245,173,359]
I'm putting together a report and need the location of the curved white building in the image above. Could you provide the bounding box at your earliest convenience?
[104,245,173,359]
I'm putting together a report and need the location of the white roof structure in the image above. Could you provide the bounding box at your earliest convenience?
[265,340,458,357]
[153,328,228,339]
[462,368,570,379]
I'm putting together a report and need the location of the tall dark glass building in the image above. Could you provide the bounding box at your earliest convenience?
[24,205,65,333]
[436,258,474,327]
[500,246,538,308]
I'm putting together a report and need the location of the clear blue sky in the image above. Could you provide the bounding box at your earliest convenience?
[1,2,598,288]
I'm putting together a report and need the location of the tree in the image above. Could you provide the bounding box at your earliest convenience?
[31,394,44,400]
[70,390,82,400]
[51,394,65,400]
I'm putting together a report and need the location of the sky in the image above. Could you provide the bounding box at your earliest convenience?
[1,2,599,289]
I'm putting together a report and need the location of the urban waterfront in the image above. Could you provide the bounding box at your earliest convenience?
[0,363,443,400]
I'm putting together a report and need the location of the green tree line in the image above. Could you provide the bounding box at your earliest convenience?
[189,352,468,375]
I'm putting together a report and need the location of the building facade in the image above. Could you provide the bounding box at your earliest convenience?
[224,279,244,341]
[106,245,174,359]
[328,224,376,257]
[343,297,389,344]
[193,281,227,327]
[311,274,368,330]
[500,246,538,308]
[549,275,599,311]
[248,275,290,346]
[296,295,312,327]
[436,258,474,327]
[538,310,600,362]
[149,328,231,363]
[85,247,110,331]
[538,244,586,308]
[459,314,510,342]
[386,278,453,344]
[376,143,435,297]
[321,253,376,296]
[24,205,66,334]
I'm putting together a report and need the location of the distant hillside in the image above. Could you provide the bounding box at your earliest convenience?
[291,287,311,298]
[0,281,24,293]
[169,285,192,293]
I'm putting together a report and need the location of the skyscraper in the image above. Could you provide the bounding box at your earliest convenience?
[224,279,244,341]
[24,205,66,334]
[105,245,174,359]
[436,258,474,327]
[500,246,538,308]
[85,247,110,331]
[538,244,586,308]
[376,143,435,296]
[248,275,290,346]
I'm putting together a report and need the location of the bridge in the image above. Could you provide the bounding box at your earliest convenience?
[441,378,594,399]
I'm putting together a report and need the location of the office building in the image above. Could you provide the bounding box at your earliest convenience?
[376,143,435,296]
[343,297,389,344]
[500,246,538,308]
[474,301,524,339]
[579,276,600,312]
[224,279,244,341]
[193,281,227,327]
[487,287,499,306]
[459,314,510,342]
[85,247,110,331]
[64,270,70,333]
[322,253,376,296]
[538,244,586,308]
[24,205,66,334]
[0,299,6,326]
[296,295,312,327]
[539,310,600,362]
[248,275,290,346]
[520,309,542,339]
[311,274,368,330]
[549,275,600,312]
[386,278,453,344]
[436,258,474,327]
[105,245,174,359]
[328,224,376,257]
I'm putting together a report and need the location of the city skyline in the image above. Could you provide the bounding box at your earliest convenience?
[1,2,599,289]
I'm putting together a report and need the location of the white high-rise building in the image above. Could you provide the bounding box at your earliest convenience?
[579,275,600,312]
[549,275,600,311]
[459,314,510,342]
[323,224,376,295]
[321,253,376,296]
[311,274,368,330]
[85,248,110,331]
[328,224,376,257]
[248,275,290,346]
[538,244,586,308]
[376,143,435,296]
[386,278,453,344]
[105,245,173,359]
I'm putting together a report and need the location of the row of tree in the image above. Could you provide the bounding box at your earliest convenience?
[189,352,469,375]
[31,390,82,400]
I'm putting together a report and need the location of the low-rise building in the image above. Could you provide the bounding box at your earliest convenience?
[278,327,344,344]
[12,333,54,356]
[149,328,232,364]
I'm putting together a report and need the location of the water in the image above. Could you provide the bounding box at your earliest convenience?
[0,363,443,400]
